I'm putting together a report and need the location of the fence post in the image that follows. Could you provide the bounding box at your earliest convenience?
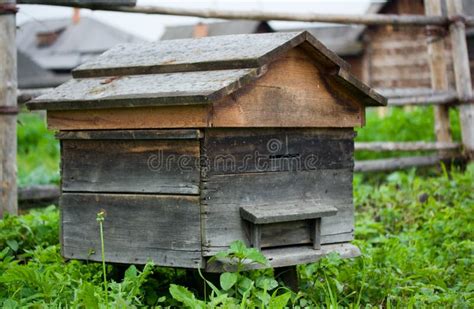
[447,0,474,159]
[424,0,452,156]
[0,0,18,217]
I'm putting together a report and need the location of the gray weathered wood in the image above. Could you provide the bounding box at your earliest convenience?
[312,219,321,250]
[61,139,200,194]
[73,32,348,78]
[61,193,202,267]
[354,154,456,172]
[334,67,387,106]
[251,225,261,250]
[17,88,52,105]
[240,204,337,224]
[56,129,202,140]
[259,220,311,248]
[27,68,260,111]
[425,0,453,158]
[448,0,474,158]
[355,141,461,152]
[18,0,136,7]
[71,4,453,27]
[205,243,361,272]
[18,185,60,202]
[0,0,18,217]
[204,128,355,176]
[201,168,354,256]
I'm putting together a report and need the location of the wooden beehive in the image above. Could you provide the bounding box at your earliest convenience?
[27,32,386,270]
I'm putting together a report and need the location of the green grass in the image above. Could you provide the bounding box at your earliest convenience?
[356,106,462,160]
[1,165,472,307]
[17,113,59,186]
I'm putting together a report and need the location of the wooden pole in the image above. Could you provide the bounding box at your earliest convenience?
[424,0,453,156]
[0,0,18,217]
[355,141,460,152]
[16,1,462,26]
[447,0,474,158]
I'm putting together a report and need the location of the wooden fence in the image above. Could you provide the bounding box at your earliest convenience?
[2,0,474,212]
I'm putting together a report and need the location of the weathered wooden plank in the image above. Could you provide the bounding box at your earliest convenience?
[28,69,261,111]
[62,139,200,194]
[259,220,312,248]
[0,2,18,217]
[61,193,202,267]
[56,129,202,140]
[240,204,337,224]
[206,243,361,272]
[201,168,354,256]
[354,154,455,172]
[47,105,209,130]
[204,128,355,175]
[355,141,461,152]
[18,0,136,7]
[448,0,474,158]
[211,48,367,128]
[73,32,348,78]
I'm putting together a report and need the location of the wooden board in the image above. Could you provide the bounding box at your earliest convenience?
[258,220,312,248]
[240,204,337,224]
[56,129,202,140]
[61,193,202,267]
[28,69,260,111]
[206,243,360,272]
[201,168,354,256]
[204,128,355,175]
[73,31,348,78]
[47,105,209,131]
[18,0,136,7]
[62,139,200,194]
[210,48,366,128]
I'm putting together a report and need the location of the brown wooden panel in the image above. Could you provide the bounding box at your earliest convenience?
[47,105,209,130]
[211,48,365,128]
[61,193,202,268]
[259,220,312,248]
[56,129,202,140]
[62,139,200,194]
[203,128,355,176]
[201,168,354,256]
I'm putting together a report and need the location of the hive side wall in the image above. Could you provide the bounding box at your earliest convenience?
[59,131,203,267]
[201,128,355,256]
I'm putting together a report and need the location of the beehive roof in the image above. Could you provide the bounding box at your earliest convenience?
[27,31,386,111]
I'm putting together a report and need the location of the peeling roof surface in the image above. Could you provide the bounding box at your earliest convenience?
[28,31,386,111]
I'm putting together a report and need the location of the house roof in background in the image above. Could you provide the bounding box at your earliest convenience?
[17,50,69,89]
[160,20,273,40]
[17,17,145,71]
[278,25,365,56]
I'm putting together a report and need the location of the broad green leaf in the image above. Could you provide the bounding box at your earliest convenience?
[269,292,291,309]
[220,272,238,290]
[124,265,137,279]
[169,284,205,309]
[6,239,19,252]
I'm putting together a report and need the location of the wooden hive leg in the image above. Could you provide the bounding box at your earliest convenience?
[312,218,321,250]
[275,266,299,292]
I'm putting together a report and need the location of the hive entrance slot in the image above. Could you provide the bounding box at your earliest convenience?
[240,204,338,251]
